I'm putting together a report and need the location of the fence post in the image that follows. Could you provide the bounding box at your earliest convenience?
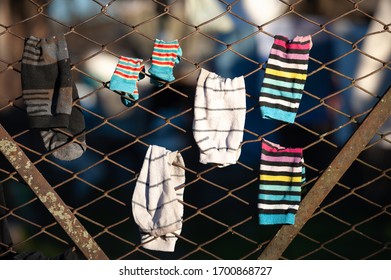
[258,85,391,260]
[0,124,109,260]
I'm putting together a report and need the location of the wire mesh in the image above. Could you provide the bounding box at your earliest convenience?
[0,0,390,260]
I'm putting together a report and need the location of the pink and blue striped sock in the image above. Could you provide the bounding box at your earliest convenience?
[148,39,182,86]
[109,56,145,107]
[259,35,312,123]
[258,139,306,225]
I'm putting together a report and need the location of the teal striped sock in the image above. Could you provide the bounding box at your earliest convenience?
[109,56,145,107]
[148,39,182,86]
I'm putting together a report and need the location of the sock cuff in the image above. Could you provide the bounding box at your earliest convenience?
[22,34,69,66]
[199,149,240,166]
[259,213,296,225]
[140,232,179,252]
[273,35,312,52]
[28,114,70,129]
[152,39,181,53]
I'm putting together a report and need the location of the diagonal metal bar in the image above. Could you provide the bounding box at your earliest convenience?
[0,124,109,260]
[258,85,391,260]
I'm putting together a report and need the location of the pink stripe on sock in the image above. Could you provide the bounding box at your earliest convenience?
[261,154,302,163]
[262,142,302,154]
[270,49,310,60]
[274,39,312,50]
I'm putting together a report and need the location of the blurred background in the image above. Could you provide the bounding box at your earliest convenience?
[0,0,390,260]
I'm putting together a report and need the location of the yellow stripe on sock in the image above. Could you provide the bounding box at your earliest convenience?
[260,174,302,183]
[266,68,307,80]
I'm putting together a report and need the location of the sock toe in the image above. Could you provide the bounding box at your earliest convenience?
[52,141,86,161]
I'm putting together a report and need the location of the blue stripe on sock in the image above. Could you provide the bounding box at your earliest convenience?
[262,78,305,90]
[258,194,301,201]
[119,61,139,67]
[259,213,296,225]
[261,87,303,100]
[152,56,175,62]
[260,106,297,123]
[153,48,178,53]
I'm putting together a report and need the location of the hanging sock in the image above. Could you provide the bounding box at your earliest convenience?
[21,35,86,161]
[148,39,182,86]
[109,56,145,107]
[193,68,246,167]
[132,145,186,252]
[259,35,312,123]
[258,139,306,225]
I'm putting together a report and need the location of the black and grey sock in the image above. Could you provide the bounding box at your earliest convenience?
[21,34,86,161]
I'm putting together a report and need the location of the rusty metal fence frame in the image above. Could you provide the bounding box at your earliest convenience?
[0,0,391,260]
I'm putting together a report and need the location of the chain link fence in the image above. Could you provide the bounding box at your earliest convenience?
[0,0,390,260]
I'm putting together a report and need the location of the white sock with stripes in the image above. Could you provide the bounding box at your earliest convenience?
[131,145,185,252]
[193,68,246,167]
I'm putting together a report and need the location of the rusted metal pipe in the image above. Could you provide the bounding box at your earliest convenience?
[0,124,109,260]
[258,85,391,260]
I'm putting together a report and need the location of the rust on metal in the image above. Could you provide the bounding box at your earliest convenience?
[258,85,391,260]
[0,124,109,260]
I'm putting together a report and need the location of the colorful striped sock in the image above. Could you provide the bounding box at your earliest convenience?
[259,35,312,123]
[258,139,306,225]
[148,39,182,86]
[109,56,145,107]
